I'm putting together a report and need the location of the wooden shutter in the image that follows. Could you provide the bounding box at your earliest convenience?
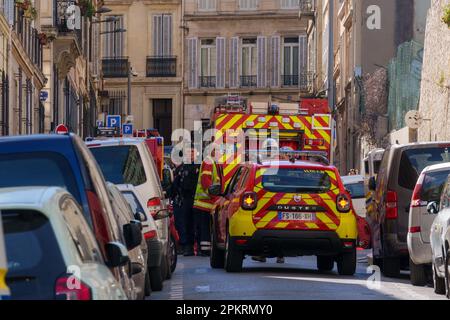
[153,15,163,56]
[163,15,172,56]
[299,35,308,87]
[270,36,281,87]
[257,36,267,88]
[117,16,124,57]
[187,38,198,89]
[229,37,239,88]
[216,37,226,89]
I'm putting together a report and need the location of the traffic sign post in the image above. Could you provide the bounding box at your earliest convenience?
[123,123,133,136]
[106,115,121,128]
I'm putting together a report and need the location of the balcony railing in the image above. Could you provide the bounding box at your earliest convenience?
[240,75,257,87]
[199,76,216,88]
[282,72,315,90]
[54,0,82,49]
[146,56,177,77]
[102,57,129,78]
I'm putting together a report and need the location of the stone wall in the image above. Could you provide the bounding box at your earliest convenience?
[417,0,450,141]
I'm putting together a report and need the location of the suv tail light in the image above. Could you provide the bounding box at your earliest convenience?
[241,192,258,210]
[386,190,398,220]
[147,197,162,217]
[336,194,351,213]
[55,276,92,300]
[411,173,426,208]
[144,229,157,240]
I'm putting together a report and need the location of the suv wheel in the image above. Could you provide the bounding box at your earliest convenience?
[445,251,450,298]
[382,257,400,278]
[210,223,225,269]
[169,235,178,274]
[224,230,243,272]
[144,271,151,297]
[337,247,356,276]
[433,264,446,295]
[317,256,334,272]
[409,258,427,286]
[149,266,163,291]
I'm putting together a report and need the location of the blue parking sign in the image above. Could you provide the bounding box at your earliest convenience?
[106,115,121,128]
[123,124,133,135]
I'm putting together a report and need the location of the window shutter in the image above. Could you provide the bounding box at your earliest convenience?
[153,15,163,56]
[188,38,198,89]
[270,36,280,87]
[299,35,308,88]
[117,16,124,57]
[257,36,267,88]
[216,37,226,89]
[163,15,172,56]
[229,37,239,88]
[5,0,14,25]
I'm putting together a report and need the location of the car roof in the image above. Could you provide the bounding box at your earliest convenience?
[391,141,450,150]
[258,160,335,170]
[341,175,364,184]
[422,162,450,173]
[86,138,145,147]
[0,134,73,152]
[0,187,68,213]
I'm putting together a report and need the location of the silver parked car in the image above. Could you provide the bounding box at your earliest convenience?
[408,163,450,286]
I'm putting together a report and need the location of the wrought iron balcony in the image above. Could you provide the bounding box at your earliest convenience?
[102,57,129,78]
[240,75,257,87]
[146,56,177,77]
[282,74,299,87]
[54,0,82,48]
[199,76,216,88]
[282,72,314,90]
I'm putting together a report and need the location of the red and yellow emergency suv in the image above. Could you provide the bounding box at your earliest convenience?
[209,96,332,187]
[208,159,358,274]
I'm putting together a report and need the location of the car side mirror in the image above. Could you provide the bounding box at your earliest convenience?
[368,177,377,191]
[154,209,170,220]
[105,242,130,268]
[134,211,146,223]
[123,220,143,250]
[427,201,439,214]
[208,184,222,196]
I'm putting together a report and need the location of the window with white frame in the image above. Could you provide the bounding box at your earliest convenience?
[281,0,300,9]
[241,38,257,86]
[239,0,258,10]
[283,37,299,86]
[200,39,216,86]
[198,0,217,11]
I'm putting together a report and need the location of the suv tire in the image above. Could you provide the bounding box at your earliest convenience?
[224,230,243,272]
[210,224,225,269]
[382,257,400,278]
[169,235,178,274]
[149,266,163,291]
[317,256,334,272]
[409,258,427,286]
[337,247,356,276]
[144,272,151,297]
[434,264,446,295]
[445,250,450,298]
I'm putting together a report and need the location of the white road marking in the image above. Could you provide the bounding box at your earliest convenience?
[195,285,210,293]
[168,263,184,300]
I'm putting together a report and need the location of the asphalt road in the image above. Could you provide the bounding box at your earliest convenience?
[151,250,446,300]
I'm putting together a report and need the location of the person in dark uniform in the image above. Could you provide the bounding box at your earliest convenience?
[169,162,185,255]
[176,147,201,256]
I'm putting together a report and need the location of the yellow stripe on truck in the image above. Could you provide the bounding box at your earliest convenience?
[0,268,9,297]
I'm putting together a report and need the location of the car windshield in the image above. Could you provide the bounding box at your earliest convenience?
[420,169,450,202]
[0,152,81,203]
[345,182,365,199]
[90,146,147,186]
[261,168,332,193]
[398,147,450,190]
[2,210,66,300]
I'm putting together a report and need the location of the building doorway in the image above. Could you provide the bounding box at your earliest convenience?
[152,99,173,145]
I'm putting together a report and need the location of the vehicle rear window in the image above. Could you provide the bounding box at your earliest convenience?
[2,210,66,300]
[0,152,81,203]
[261,168,332,193]
[121,191,147,221]
[345,182,365,199]
[398,147,450,190]
[420,170,450,202]
[90,146,147,186]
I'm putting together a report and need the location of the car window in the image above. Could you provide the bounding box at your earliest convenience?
[122,191,147,221]
[90,146,147,186]
[226,168,243,195]
[2,210,66,300]
[0,152,81,204]
[441,179,450,210]
[345,182,365,199]
[60,196,103,264]
[398,147,450,190]
[420,170,450,203]
[261,168,333,193]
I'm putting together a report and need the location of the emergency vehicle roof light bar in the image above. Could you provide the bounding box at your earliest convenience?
[244,150,329,165]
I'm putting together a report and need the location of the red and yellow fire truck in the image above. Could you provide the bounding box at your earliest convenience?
[207,95,333,187]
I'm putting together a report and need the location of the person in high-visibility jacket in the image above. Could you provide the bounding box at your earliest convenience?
[193,154,221,256]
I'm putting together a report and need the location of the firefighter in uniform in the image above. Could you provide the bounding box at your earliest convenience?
[193,153,220,256]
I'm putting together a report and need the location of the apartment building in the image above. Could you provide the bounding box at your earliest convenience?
[183,0,315,131]
[0,0,45,136]
[100,0,183,144]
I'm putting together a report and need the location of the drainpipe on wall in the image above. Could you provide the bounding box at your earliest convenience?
[181,0,185,131]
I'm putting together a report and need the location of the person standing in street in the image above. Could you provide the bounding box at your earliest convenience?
[193,151,221,257]
[169,162,185,255]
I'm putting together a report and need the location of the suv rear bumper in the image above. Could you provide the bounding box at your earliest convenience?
[146,238,162,268]
[232,230,355,257]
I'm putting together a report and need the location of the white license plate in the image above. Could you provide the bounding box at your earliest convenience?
[278,212,315,221]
